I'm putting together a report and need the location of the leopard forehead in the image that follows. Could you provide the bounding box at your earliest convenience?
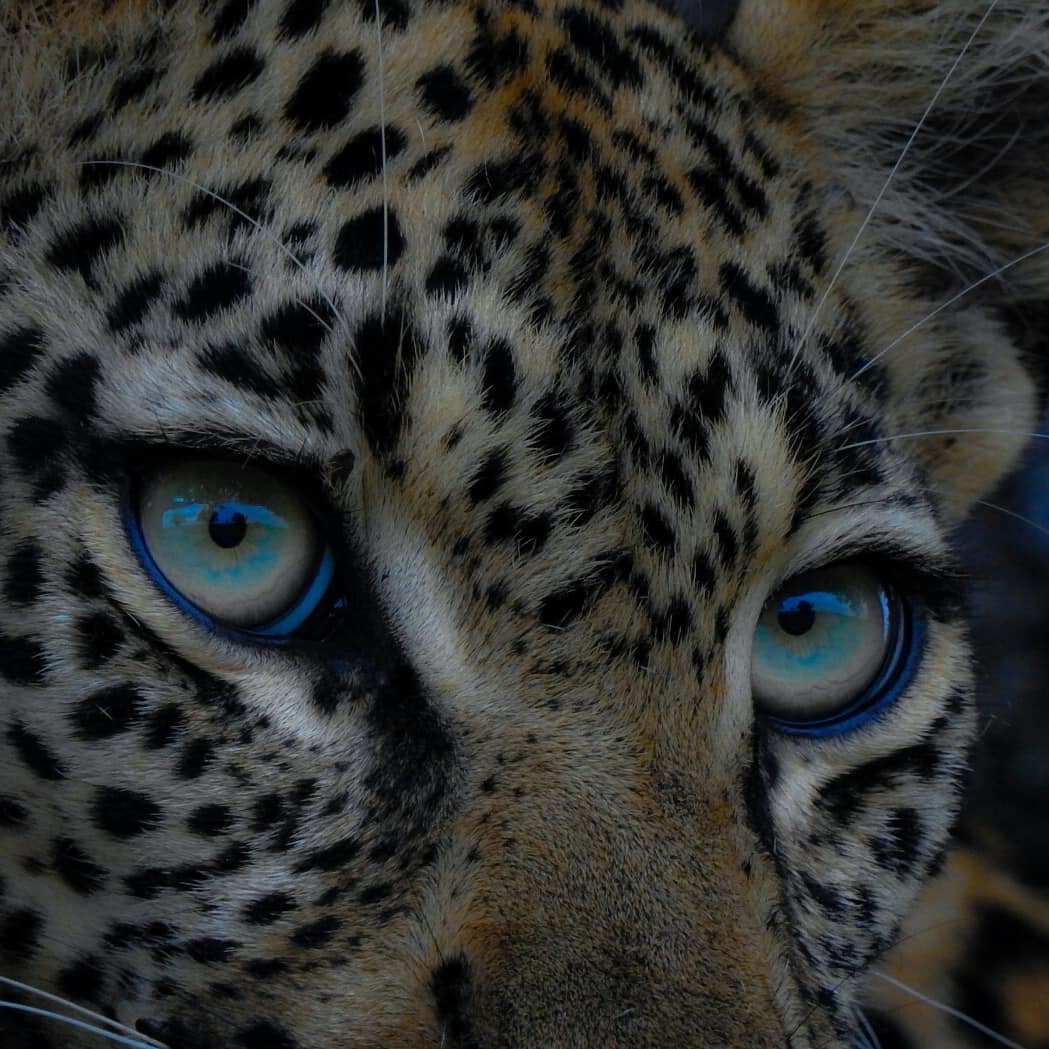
[0,0,1039,1047]
[3,0,927,565]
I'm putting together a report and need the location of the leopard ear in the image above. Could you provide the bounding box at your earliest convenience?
[727,0,1049,522]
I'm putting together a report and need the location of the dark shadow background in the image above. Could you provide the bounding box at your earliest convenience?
[959,412,1049,890]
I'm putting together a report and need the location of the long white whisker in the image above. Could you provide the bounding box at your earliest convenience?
[853,1006,883,1049]
[794,0,1000,362]
[840,427,1049,450]
[374,0,389,319]
[79,160,340,329]
[0,977,166,1048]
[0,1000,167,1049]
[871,971,1028,1049]
[976,498,1049,540]
[852,238,1049,380]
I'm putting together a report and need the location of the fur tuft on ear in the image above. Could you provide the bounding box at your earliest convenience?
[729,0,1049,297]
[729,0,1049,521]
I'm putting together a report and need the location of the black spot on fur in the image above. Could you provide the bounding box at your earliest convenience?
[177,738,215,779]
[71,685,142,740]
[211,0,257,40]
[200,342,280,397]
[539,578,591,628]
[1,182,51,234]
[431,955,480,1049]
[290,915,340,947]
[192,46,265,99]
[187,937,239,963]
[353,307,421,457]
[140,131,194,171]
[91,786,161,839]
[107,271,165,331]
[235,1021,299,1049]
[0,634,48,686]
[145,704,185,749]
[870,806,923,874]
[0,907,44,959]
[719,261,778,330]
[6,416,66,485]
[52,838,107,895]
[71,612,123,671]
[0,797,27,827]
[417,65,475,121]
[712,511,738,567]
[530,393,573,460]
[295,837,360,873]
[243,891,297,925]
[4,541,42,606]
[324,125,407,188]
[468,449,508,503]
[427,256,468,296]
[0,326,46,395]
[560,7,641,87]
[659,451,694,507]
[46,217,124,285]
[184,177,271,232]
[406,146,453,182]
[640,503,675,555]
[6,723,64,780]
[482,339,516,415]
[820,744,941,823]
[187,804,234,836]
[285,50,365,130]
[174,261,252,321]
[333,206,404,271]
[46,353,100,421]
[485,504,552,556]
[111,65,158,108]
[280,0,329,36]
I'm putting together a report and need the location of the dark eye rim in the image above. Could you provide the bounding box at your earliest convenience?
[757,569,928,739]
[121,455,344,645]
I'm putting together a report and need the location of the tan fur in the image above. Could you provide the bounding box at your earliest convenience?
[0,1,1045,1047]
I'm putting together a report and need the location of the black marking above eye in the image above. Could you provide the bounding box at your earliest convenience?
[333,207,405,272]
[416,65,475,122]
[285,49,365,130]
[324,125,408,189]
[192,46,265,100]
[174,261,252,321]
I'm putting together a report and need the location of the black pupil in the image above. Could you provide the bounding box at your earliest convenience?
[778,598,815,636]
[209,507,248,549]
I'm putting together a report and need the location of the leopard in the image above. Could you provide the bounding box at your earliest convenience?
[1,0,1048,1047]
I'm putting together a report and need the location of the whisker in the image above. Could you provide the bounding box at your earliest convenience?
[840,427,1049,450]
[975,498,1049,541]
[792,0,1000,367]
[870,971,1029,1049]
[79,160,340,330]
[0,977,166,1048]
[0,1000,168,1049]
[851,237,1049,380]
[853,1006,883,1049]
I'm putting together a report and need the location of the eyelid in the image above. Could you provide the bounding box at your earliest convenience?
[121,454,346,648]
[771,541,964,623]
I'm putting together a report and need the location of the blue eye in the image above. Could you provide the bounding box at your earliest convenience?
[752,563,924,736]
[126,459,336,639]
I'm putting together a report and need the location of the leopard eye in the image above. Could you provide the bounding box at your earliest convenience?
[127,459,335,638]
[751,563,923,736]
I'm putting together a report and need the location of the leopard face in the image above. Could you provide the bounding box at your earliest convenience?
[0,1,1046,1047]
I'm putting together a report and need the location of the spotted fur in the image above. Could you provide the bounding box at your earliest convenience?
[0,0,1047,1046]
